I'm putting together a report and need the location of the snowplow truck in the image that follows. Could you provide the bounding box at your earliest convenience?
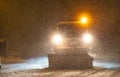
[48,22,93,69]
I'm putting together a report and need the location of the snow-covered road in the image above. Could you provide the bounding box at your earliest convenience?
[1,56,120,77]
[1,69,120,77]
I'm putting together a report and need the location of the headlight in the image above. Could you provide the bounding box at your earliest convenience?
[82,33,93,43]
[52,34,63,44]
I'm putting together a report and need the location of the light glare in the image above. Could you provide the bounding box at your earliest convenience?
[81,17,87,24]
[83,33,93,43]
[53,34,63,44]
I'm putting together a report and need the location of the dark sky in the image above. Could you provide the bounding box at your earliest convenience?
[0,0,120,58]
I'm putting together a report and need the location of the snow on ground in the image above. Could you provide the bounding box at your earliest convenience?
[2,56,120,73]
[1,56,48,72]
[1,69,120,77]
[1,56,120,77]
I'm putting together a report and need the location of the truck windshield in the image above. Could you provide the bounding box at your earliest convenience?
[58,24,84,37]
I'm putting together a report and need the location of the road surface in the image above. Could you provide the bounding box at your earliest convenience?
[1,56,120,77]
[1,68,120,77]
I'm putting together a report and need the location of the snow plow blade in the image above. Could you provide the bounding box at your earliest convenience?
[48,50,93,69]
